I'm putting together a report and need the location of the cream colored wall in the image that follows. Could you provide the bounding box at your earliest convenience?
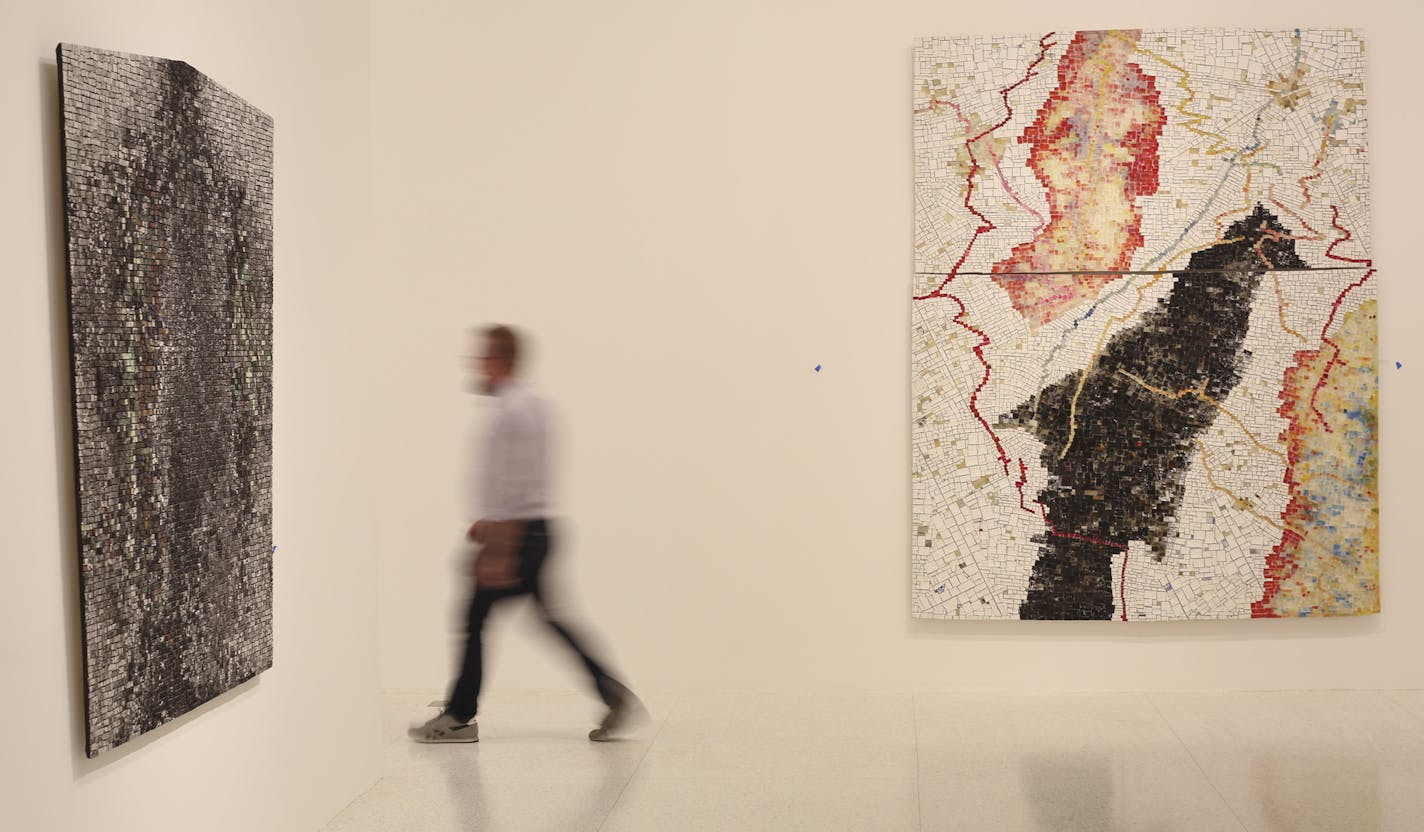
[372,0,1422,697]
[1,1,381,829]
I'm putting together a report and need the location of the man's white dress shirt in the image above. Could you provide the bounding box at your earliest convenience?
[476,379,552,522]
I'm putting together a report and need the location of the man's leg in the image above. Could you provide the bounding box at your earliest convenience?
[529,584,626,706]
[446,584,524,721]
[531,584,643,740]
[520,520,624,706]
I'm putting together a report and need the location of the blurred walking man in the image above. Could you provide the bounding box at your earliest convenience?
[410,325,641,743]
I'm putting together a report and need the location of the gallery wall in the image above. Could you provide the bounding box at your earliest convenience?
[371,0,1423,696]
[1,1,381,829]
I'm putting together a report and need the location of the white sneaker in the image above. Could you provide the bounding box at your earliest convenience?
[408,712,479,743]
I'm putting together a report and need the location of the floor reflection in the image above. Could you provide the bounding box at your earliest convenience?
[323,691,1424,832]
[1020,752,1117,831]
[442,731,629,831]
[1252,749,1379,832]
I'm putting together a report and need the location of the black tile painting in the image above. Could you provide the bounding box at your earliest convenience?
[58,43,273,757]
[1002,208,1306,619]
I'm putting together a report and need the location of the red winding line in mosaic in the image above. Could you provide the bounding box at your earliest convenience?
[1322,205,1371,271]
[938,97,1050,240]
[914,33,1056,302]
[1262,118,1333,251]
[1296,122,1331,213]
[1308,206,1375,432]
[1015,458,1036,514]
[939,279,1013,477]
[1034,501,1128,552]
[1270,195,1324,241]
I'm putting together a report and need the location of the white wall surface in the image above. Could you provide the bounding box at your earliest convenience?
[372,0,1423,697]
[0,1,381,830]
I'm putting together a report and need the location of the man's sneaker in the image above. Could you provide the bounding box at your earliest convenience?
[589,691,647,742]
[408,712,479,743]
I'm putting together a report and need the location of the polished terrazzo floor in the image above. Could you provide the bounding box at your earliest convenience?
[323,690,1424,831]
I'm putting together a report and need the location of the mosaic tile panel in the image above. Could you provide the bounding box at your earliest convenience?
[58,43,274,755]
[911,29,1377,620]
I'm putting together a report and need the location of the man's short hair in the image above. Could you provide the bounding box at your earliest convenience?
[484,324,520,370]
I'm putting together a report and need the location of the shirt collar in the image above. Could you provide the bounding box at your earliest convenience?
[491,377,522,398]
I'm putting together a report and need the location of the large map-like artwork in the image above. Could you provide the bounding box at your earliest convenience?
[911,29,1377,621]
[58,44,274,754]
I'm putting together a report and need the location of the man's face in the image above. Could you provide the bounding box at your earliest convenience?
[473,337,510,395]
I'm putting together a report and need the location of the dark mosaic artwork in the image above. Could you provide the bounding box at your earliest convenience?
[1001,208,1306,619]
[58,43,273,756]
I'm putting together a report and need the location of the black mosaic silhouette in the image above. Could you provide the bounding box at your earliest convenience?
[59,43,273,757]
[1000,206,1305,620]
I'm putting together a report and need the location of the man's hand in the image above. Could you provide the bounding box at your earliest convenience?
[467,519,490,543]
